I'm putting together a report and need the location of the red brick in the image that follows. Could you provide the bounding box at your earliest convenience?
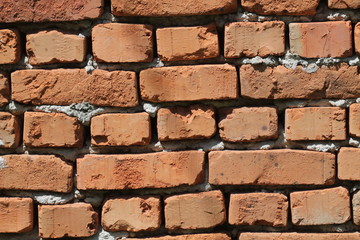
[0,73,10,107]
[0,29,21,64]
[0,112,21,148]
[102,196,161,232]
[0,198,33,233]
[77,151,204,190]
[209,150,335,185]
[111,0,237,16]
[11,69,138,107]
[157,105,216,141]
[91,113,151,146]
[350,103,360,137]
[157,24,219,61]
[241,0,320,15]
[290,187,350,225]
[240,64,360,99]
[329,0,360,8]
[224,21,285,58]
[130,233,231,240]
[338,147,360,180]
[239,232,360,240]
[164,191,225,230]
[229,193,288,227]
[92,23,153,63]
[219,107,278,142]
[0,0,103,23]
[0,155,73,192]
[26,30,86,65]
[352,190,360,225]
[355,23,360,56]
[140,64,238,102]
[285,107,346,141]
[289,21,352,58]
[38,203,98,238]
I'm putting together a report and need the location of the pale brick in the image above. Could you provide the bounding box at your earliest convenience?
[352,191,360,225]
[0,198,33,233]
[0,29,21,64]
[329,0,360,8]
[0,72,10,107]
[239,232,360,240]
[130,233,231,240]
[0,112,21,148]
[241,0,320,15]
[338,148,360,180]
[350,103,360,137]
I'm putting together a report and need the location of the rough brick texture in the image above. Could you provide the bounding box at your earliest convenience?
[349,103,360,137]
[329,0,360,8]
[338,148,360,180]
[0,198,33,233]
[352,191,360,225]
[0,73,10,107]
[0,29,21,64]
[239,232,360,240]
[0,112,21,148]
[241,0,320,15]
[355,23,360,56]
[130,233,231,240]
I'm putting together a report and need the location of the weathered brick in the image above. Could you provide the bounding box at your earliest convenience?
[26,30,86,65]
[38,203,98,238]
[0,198,33,233]
[289,21,352,58]
[11,69,138,107]
[0,0,103,23]
[355,23,360,55]
[111,0,237,16]
[290,187,350,225]
[23,112,84,148]
[0,112,21,148]
[92,23,153,63]
[77,151,204,190]
[219,107,278,142]
[0,73,10,107]
[130,233,231,240]
[352,190,360,225]
[102,196,161,232]
[91,113,151,146]
[140,64,238,102]
[239,232,360,240]
[0,155,73,192]
[338,148,360,180]
[329,0,360,8]
[229,193,288,227]
[350,103,360,137]
[240,64,360,99]
[0,29,21,64]
[165,191,225,230]
[241,0,320,15]
[285,107,346,141]
[157,105,216,141]
[224,21,285,58]
[157,24,219,61]
[209,150,335,185]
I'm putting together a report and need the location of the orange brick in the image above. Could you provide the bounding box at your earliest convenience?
[91,113,151,146]
[24,112,84,148]
[92,23,153,63]
[140,64,238,102]
[11,69,138,107]
[0,72,10,107]
[77,151,204,190]
[0,198,33,233]
[219,107,278,142]
[290,187,350,225]
[164,191,225,230]
[38,203,98,238]
[0,155,73,192]
[285,107,346,141]
[157,105,216,141]
[0,112,21,148]
[229,193,288,227]
[329,0,360,8]
[350,103,360,137]
[157,24,219,61]
[26,30,86,65]
[355,23,360,55]
[224,21,285,58]
[338,147,360,180]
[102,196,161,232]
[352,190,360,225]
[130,233,231,240]
[0,29,21,64]
[239,232,360,240]
[289,21,352,58]
[241,0,320,15]
[209,150,335,185]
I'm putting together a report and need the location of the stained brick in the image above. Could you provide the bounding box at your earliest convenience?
[0,73,10,107]
[0,29,21,64]
[329,0,360,8]
[241,0,320,15]
[0,112,21,148]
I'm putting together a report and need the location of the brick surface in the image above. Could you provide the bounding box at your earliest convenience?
[0,29,21,64]
[165,191,225,230]
[0,73,10,107]
[329,0,360,8]
[290,187,350,225]
[102,196,161,232]
[111,0,237,16]
[218,107,278,142]
[229,193,288,227]
[91,113,151,146]
[140,64,238,102]
[209,150,335,185]
[157,105,216,141]
[338,148,360,180]
[241,0,320,15]
[77,151,204,190]
[0,198,33,233]
[224,21,285,58]
[157,24,219,61]
[352,191,360,225]
[0,112,21,148]
[350,103,360,137]
[38,203,98,238]
[239,232,360,240]
[130,233,231,240]
[0,0,103,23]
[26,30,86,65]
[285,107,346,141]
[289,21,352,58]
[0,155,73,192]
[355,23,360,55]
[11,69,138,107]
[92,23,153,63]
[24,112,84,148]
[240,64,360,99]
